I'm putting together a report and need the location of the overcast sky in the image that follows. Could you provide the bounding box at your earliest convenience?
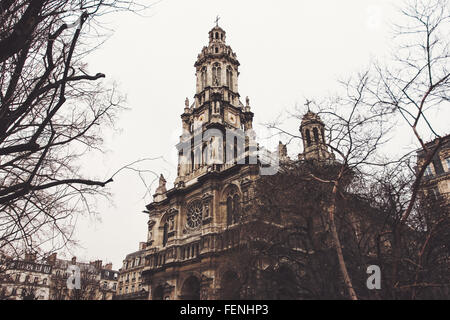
[63,0,449,269]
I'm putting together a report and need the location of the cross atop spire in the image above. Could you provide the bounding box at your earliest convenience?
[304,99,313,112]
[215,15,220,27]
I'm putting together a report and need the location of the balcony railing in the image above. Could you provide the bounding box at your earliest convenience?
[144,228,243,272]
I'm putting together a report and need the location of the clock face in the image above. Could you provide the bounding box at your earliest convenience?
[228,112,236,124]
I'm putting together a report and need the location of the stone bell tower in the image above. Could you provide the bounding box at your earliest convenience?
[299,111,334,161]
[141,22,260,301]
[175,23,255,186]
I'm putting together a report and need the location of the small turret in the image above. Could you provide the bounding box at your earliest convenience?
[300,111,334,161]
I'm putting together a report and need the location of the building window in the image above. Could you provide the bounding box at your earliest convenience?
[163,222,169,247]
[186,200,203,230]
[424,164,433,176]
[313,127,319,142]
[430,187,440,200]
[212,63,221,86]
[226,191,241,226]
[226,67,233,89]
[201,67,207,89]
[233,136,238,163]
[305,129,311,147]
[445,158,450,171]
[227,197,233,226]
[43,278,47,285]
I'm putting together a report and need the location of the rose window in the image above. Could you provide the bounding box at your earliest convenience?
[187,201,203,229]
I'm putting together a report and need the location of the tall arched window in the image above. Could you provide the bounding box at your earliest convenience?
[201,67,207,89]
[305,129,311,146]
[195,147,201,168]
[226,197,233,226]
[212,63,221,86]
[313,127,319,142]
[233,194,240,224]
[226,189,241,226]
[162,223,168,247]
[233,136,238,164]
[226,67,233,89]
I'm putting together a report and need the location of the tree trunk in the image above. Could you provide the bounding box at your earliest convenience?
[328,182,358,300]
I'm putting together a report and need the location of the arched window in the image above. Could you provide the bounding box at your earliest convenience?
[212,63,221,86]
[233,194,240,224]
[201,67,207,89]
[305,129,311,146]
[226,188,241,226]
[233,136,238,164]
[226,197,233,226]
[226,67,233,89]
[162,223,168,247]
[313,127,319,142]
[215,32,219,39]
[195,147,201,168]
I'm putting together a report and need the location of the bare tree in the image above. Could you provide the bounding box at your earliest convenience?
[369,0,450,297]
[251,0,449,300]
[0,1,151,258]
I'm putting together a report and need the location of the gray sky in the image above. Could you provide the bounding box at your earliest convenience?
[64,0,449,269]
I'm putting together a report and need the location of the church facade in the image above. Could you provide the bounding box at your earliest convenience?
[140,24,331,300]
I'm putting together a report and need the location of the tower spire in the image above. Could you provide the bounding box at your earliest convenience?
[175,25,254,186]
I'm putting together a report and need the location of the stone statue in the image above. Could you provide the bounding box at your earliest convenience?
[155,174,167,195]
[185,97,189,108]
[246,96,250,106]
[210,136,220,163]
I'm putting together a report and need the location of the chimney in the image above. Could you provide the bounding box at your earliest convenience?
[90,260,102,270]
[47,253,57,266]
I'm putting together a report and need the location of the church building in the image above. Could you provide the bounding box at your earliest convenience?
[141,24,332,300]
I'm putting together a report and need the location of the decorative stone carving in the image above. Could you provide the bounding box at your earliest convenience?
[201,192,213,219]
[147,220,156,242]
[153,174,167,202]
